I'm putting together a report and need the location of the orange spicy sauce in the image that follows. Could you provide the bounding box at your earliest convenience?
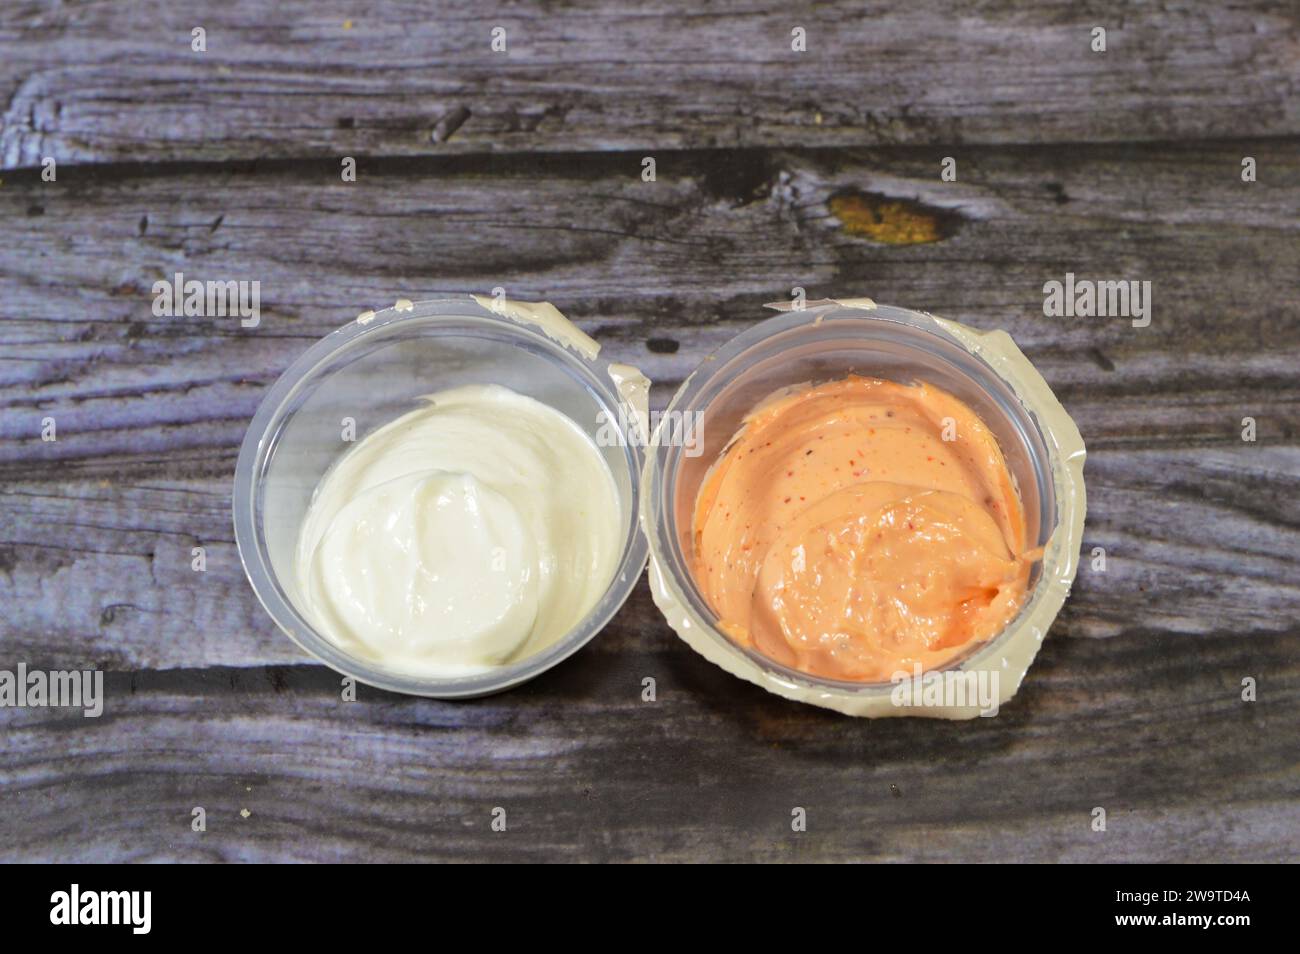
[691,376,1033,682]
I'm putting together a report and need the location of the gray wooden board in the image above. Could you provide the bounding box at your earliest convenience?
[2,0,1298,165]
[0,1,1298,863]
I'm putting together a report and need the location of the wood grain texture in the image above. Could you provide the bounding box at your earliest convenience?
[2,0,1298,167]
[2,142,1298,668]
[1,1,1298,864]
[1,631,1296,862]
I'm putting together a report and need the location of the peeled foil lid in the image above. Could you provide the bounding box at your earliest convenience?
[644,307,1088,719]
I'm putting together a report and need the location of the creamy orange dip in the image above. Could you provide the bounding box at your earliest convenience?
[691,376,1034,682]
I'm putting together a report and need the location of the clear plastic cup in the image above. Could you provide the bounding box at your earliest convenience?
[233,296,648,697]
[641,301,1086,718]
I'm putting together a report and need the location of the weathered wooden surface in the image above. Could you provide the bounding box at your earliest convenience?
[2,641,1296,863]
[1,0,1298,863]
[2,0,1298,166]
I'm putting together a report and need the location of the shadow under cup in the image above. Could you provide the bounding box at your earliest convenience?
[646,304,1058,691]
[233,297,648,697]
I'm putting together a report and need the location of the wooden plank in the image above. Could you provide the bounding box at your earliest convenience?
[2,140,1298,669]
[2,0,1298,167]
[0,632,1296,862]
